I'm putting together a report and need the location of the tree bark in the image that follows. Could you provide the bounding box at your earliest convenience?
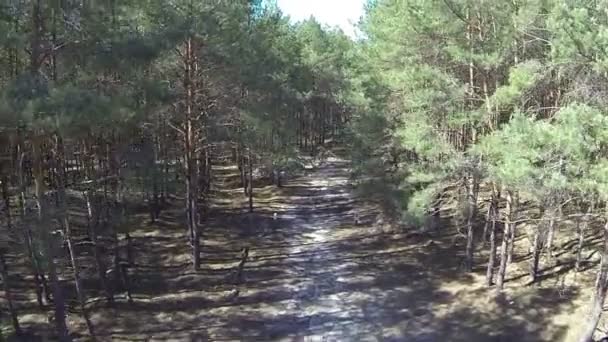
[55,135,96,338]
[81,140,113,304]
[507,192,519,264]
[529,230,542,284]
[63,214,96,338]
[578,207,608,342]
[576,204,592,273]
[0,251,21,336]
[18,132,49,308]
[482,201,492,247]
[183,36,200,271]
[496,189,513,292]
[486,189,498,286]
[0,175,22,334]
[248,149,253,213]
[546,211,557,260]
[464,172,479,272]
[33,136,70,341]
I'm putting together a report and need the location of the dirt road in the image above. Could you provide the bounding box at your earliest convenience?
[74,156,574,341]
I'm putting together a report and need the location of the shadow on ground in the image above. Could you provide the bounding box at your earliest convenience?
[2,156,576,341]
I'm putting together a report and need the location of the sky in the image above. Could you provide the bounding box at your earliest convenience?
[275,0,365,38]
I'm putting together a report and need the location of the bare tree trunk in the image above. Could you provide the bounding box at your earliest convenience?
[33,136,70,341]
[529,230,542,284]
[64,216,96,338]
[186,118,200,271]
[183,36,201,271]
[81,140,113,305]
[248,149,253,213]
[576,203,592,273]
[240,154,247,193]
[496,189,513,292]
[464,172,479,272]
[578,207,608,342]
[123,233,134,303]
[486,189,498,286]
[0,175,22,335]
[507,192,519,264]
[17,141,49,307]
[482,201,492,247]
[150,130,161,223]
[55,135,95,338]
[46,248,69,342]
[546,211,557,260]
[0,251,21,336]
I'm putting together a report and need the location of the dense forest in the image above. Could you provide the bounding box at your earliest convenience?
[2,0,608,341]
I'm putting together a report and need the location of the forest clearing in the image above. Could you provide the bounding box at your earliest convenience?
[4,0,608,341]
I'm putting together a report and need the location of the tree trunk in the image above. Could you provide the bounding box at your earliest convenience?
[0,252,21,336]
[507,192,519,264]
[496,189,513,292]
[576,204,592,273]
[546,212,556,260]
[18,142,49,307]
[240,155,247,193]
[47,249,69,342]
[150,131,161,223]
[578,207,608,342]
[63,216,96,338]
[114,233,134,304]
[529,230,542,284]
[486,190,498,286]
[482,200,492,247]
[33,135,70,341]
[464,172,479,272]
[248,150,253,213]
[185,123,200,271]
[183,35,200,271]
[81,141,113,305]
[0,176,22,335]
[55,135,96,338]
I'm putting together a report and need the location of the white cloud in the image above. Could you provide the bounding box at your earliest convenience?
[276,0,364,37]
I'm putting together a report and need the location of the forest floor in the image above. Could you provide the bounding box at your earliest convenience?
[3,149,602,341]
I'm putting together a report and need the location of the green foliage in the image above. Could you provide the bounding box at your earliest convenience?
[492,61,543,108]
[348,0,608,225]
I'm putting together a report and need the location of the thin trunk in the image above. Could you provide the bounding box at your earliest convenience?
[183,36,200,271]
[483,73,493,131]
[240,154,247,193]
[117,233,133,304]
[464,172,479,272]
[482,200,492,246]
[576,204,592,273]
[1,175,12,232]
[33,136,70,341]
[20,140,49,308]
[55,135,95,337]
[546,211,556,259]
[486,189,498,286]
[81,141,113,304]
[0,252,21,336]
[507,192,518,264]
[0,176,21,335]
[578,207,608,342]
[529,230,541,284]
[150,131,160,223]
[64,214,95,338]
[248,150,253,213]
[496,189,513,292]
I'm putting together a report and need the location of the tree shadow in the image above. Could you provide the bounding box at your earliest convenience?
[2,157,579,341]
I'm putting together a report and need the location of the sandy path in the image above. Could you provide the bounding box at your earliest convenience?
[77,155,575,341]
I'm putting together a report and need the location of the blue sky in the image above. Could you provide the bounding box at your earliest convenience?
[275,0,365,38]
